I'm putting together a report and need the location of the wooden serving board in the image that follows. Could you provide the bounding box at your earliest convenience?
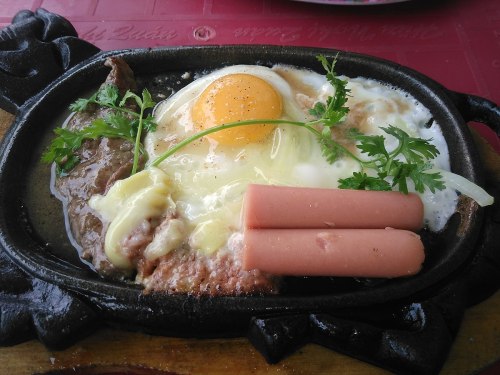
[0,108,499,374]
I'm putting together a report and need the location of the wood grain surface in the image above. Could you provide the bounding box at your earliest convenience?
[0,107,498,374]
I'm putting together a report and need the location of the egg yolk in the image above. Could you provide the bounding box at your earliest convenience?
[192,73,283,145]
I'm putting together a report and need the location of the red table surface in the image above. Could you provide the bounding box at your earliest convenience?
[1,0,499,151]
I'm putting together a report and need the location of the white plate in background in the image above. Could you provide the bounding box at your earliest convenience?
[292,0,410,5]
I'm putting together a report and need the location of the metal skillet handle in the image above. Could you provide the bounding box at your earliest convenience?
[446,90,500,136]
[0,8,100,114]
[445,90,500,306]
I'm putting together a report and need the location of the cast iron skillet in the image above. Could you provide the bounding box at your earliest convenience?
[0,9,499,375]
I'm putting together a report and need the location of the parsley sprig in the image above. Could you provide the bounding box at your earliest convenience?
[309,55,352,164]
[42,85,156,175]
[338,126,445,194]
[308,55,350,126]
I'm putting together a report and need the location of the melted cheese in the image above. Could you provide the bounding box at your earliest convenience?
[190,218,231,255]
[89,167,172,268]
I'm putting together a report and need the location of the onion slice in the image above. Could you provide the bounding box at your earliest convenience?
[430,169,494,207]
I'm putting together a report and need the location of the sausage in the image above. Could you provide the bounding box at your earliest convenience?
[243,228,425,278]
[243,184,424,231]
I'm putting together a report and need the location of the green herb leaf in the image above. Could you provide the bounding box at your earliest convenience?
[345,126,445,194]
[141,88,155,109]
[311,54,350,128]
[388,160,412,194]
[87,115,136,140]
[317,127,345,163]
[410,164,445,193]
[69,98,89,113]
[338,171,392,191]
[120,90,141,108]
[42,87,157,176]
[381,125,439,164]
[308,101,326,118]
[41,127,84,175]
[353,133,388,159]
[96,84,120,107]
[142,114,158,132]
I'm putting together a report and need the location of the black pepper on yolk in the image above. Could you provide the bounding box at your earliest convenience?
[191,73,283,145]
